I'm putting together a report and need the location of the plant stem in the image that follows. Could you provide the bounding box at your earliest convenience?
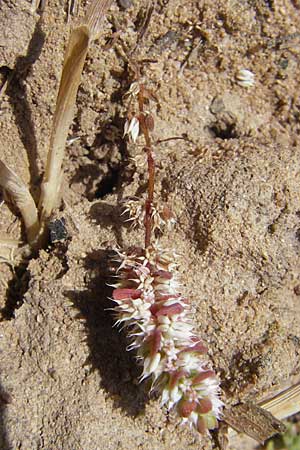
[138,86,155,249]
[144,147,155,248]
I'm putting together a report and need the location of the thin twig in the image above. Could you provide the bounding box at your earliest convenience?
[155,135,194,145]
[138,85,155,248]
[129,1,156,56]
[137,2,155,42]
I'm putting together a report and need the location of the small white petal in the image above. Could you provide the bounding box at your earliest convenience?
[161,388,170,405]
[130,117,140,142]
[170,385,183,404]
[149,352,161,374]
[123,119,130,136]
[127,81,140,97]
[190,411,199,427]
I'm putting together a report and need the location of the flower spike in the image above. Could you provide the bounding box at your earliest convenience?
[111,246,223,434]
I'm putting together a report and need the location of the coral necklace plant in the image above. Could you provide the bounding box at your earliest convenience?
[112,78,223,435]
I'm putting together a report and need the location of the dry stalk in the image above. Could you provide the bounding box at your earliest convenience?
[67,0,79,22]
[39,0,113,227]
[137,86,155,248]
[260,382,300,420]
[0,238,27,268]
[0,161,39,247]
[227,382,300,442]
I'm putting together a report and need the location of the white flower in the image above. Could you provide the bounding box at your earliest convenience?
[121,199,176,232]
[123,117,140,142]
[124,81,140,99]
[236,69,255,88]
[121,198,144,228]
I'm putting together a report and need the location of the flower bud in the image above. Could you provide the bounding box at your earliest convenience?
[178,399,198,418]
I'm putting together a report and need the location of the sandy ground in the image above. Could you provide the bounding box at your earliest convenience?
[0,0,300,449]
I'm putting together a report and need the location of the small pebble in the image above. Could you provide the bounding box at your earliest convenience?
[117,0,133,9]
[236,69,255,88]
[49,218,68,243]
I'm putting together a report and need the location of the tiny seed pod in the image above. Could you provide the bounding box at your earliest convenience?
[155,302,184,317]
[178,399,198,417]
[167,370,185,389]
[197,416,207,434]
[149,329,162,356]
[124,116,140,142]
[192,370,215,385]
[145,114,155,131]
[197,398,213,414]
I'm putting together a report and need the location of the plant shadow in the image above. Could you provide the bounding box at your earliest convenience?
[0,261,30,321]
[68,114,135,203]
[89,201,127,247]
[6,16,46,197]
[0,383,12,450]
[65,248,149,417]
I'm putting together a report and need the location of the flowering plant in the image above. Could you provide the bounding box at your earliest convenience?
[111,78,223,436]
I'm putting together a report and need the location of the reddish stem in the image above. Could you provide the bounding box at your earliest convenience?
[138,85,155,249]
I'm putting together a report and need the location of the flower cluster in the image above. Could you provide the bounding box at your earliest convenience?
[123,81,156,143]
[121,198,176,232]
[111,243,223,434]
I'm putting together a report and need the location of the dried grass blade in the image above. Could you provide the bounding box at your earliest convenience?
[224,403,285,443]
[260,382,300,420]
[85,0,113,40]
[39,0,112,222]
[228,382,300,441]
[38,26,90,221]
[0,161,39,246]
[0,238,31,267]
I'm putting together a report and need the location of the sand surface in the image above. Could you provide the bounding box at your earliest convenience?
[0,1,300,449]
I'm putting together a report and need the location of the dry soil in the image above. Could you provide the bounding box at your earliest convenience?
[0,1,300,449]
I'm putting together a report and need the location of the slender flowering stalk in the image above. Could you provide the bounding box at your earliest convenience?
[112,78,223,436]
